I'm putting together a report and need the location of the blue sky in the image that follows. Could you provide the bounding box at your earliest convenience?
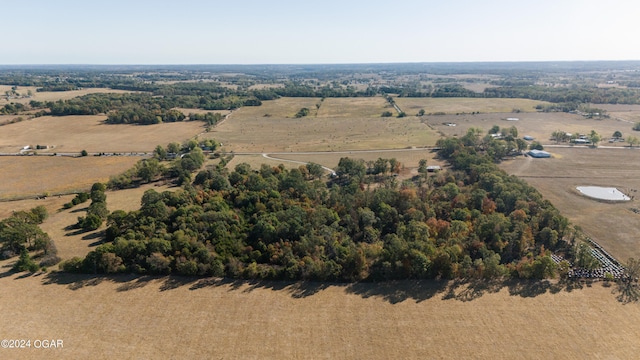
[3,0,639,64]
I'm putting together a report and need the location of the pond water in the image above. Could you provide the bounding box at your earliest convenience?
[576,186,630,201]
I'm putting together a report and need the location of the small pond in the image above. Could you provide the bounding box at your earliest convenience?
[576,186,630,201]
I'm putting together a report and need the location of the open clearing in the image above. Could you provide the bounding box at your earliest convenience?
[0,86,132,105]
[500,147,640,261]
[0,156,141,200]
[207,97,438,153]
[0,271,638,360]
[0,115,205,153]
[394,97,550,115]
[0,181,176,260]
[224,149,447,183]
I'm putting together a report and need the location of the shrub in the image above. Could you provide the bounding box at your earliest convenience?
[60,257,84,273]
[13,249,39,273]
[294,108,310,118]
[39,254,62,267]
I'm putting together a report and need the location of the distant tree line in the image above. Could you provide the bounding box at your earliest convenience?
[484,85,640,105]
[27,93,231,125]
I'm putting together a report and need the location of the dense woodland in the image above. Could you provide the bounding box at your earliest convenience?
[57,139,574,281]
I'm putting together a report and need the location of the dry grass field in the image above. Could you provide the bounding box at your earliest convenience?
[394,97,550,115]
[0,115,205,153]
[428,111,635,146]
[0,270,638,360]
[0,86,132,105]
[0,114,17,125]
[206,97,438,153]
[0,156,141,200]
[500,147,640,262]
[597,104,640,124]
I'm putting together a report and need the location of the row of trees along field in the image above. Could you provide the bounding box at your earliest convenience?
[60,135,572,281]
[7,78,640,121]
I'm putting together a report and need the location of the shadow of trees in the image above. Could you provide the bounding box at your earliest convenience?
[8,270,635,305]
[26,269,640,304]
[613,280,640,304]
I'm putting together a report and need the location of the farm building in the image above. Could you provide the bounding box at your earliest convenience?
[506,117,519,121]
[528,150,551,158]
[571,138,590,145]
[427,165,442,172]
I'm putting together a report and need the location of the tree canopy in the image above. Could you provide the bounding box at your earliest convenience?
[62,142,571,282]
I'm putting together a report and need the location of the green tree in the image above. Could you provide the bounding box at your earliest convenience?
[416,109,425,116]
[515,138,528,152]
[503,126,518,139]
[154,145,167,160]
[305,162,324,179]
[336,157,366,180]
[80,149,88,156]
[613,130,623,139]
[30,206,48,224]
[78,214,103,231]
[575,243,600,270]
[418,159,428,174]
[12,248,39,273]
[588,130,601,147]
[167,142,181,154]
[295,108,310,118]
[551,130,567,143]
[373,158,389,175]
[529,141,544,150]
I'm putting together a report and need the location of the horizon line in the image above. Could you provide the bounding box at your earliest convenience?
[2,59,640,67]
